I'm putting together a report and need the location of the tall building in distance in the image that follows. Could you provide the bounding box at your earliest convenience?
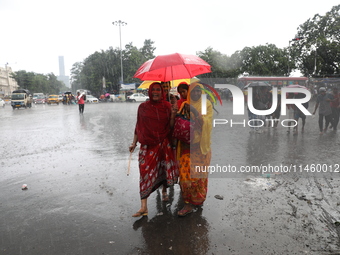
[57,56,70,88]
[59,56,65,76]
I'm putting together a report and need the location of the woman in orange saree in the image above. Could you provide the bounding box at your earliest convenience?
[176,82,213,216]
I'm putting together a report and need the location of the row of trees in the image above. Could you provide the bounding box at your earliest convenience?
[198,5,340,79]
[293,4,340,76]
[10,71,68,94]
[11,5,339,95]
[70,5,339,95]
[70,40,294,96]
[70,40,155,95]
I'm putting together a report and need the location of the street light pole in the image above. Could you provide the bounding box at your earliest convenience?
[112,20,127,85]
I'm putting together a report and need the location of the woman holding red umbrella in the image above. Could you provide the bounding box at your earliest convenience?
[129,82,179,217]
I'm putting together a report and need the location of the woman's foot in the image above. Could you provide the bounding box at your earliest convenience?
[178,204,194,217]
[132,210,148,217]
[162,192,169,202]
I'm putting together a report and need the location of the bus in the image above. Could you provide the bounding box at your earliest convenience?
[237,76,309,89]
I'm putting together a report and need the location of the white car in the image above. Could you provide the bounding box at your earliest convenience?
[86,95,99,103]
[0,98,5,107]
[127,93,149,102]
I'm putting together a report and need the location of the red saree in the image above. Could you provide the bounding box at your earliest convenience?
[135,83,179,199]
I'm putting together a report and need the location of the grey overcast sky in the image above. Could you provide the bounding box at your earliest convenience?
[0,0,339,76]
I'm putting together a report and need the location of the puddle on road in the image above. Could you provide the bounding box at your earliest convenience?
[244,175,281,190]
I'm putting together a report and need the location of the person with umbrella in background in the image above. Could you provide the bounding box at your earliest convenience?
[129,82,178,217]
[77,92,85,114]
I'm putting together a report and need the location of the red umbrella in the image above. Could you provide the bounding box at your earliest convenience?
[133,53,211,81]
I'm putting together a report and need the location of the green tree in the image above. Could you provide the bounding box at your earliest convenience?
[10,71,64,94]
[70,40,156,95]
[70,62,84,92]
[197,47,242,78]
[294,4,340,76]
[10,70,35,90]
[47,73,65,94]
[240,44,289,76]
[140,39,156,61]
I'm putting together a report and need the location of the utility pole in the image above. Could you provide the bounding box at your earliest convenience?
[112,20,127,86]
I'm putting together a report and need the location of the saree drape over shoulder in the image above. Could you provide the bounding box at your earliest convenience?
[177,83,213,205]
[135,83,178,199]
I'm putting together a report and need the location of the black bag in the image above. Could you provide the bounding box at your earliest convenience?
[83,95,86,100]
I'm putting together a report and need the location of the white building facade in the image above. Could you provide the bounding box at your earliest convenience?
[0,65,19,97]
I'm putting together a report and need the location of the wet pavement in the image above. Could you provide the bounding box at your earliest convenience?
[0,100,340,255]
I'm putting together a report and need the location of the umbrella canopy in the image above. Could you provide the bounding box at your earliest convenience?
[138,79,191,89]
[243,82,271,90]
[133,53,211,82]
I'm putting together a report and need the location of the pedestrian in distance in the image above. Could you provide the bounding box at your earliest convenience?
[329,87,340,131]
[293,93,309,135]
[129,82,178,217]
[247,87,263,133]
[77,92,85,114]
[313,87,333,135]
[286,93,296,134]
[271,93,281,128]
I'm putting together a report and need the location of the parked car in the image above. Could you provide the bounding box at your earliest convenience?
[58,95,63,103]
[47,95,59,105]
[0,98,5,107]
[86,95,99,103]
[126,93,149,102]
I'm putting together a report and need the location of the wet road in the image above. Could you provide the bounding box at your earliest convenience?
[0,101,340,255]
